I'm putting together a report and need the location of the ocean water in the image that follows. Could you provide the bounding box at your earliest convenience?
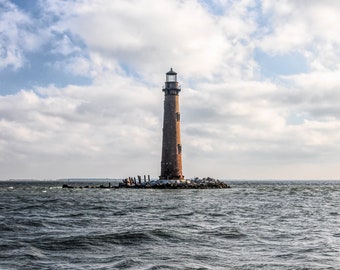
[0,180,339,270]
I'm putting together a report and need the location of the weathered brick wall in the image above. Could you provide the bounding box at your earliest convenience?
[160,92,184,180]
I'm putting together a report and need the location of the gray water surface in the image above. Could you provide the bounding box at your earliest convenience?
[0,180,339,269]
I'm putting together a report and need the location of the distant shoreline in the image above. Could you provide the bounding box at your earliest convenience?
[1,179,339,183]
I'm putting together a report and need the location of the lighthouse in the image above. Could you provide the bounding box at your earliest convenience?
[64,68,230,189]
[160,68,184,180]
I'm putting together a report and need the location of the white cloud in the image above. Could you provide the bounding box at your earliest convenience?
[1,0,340,179]
[44,0,257,83]
[0,0,48,70]
[0,73,162,179]
[52,35,81,56]
[280,70,340,121]
[0,1,30,69]
[53,56,92,77]
[259,0,340,71]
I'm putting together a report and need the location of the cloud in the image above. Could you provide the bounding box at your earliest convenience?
[1,0,340,180]
[42,0,258,83]
[181,73,340,179]
[0,73,161,179]
[51,35,81,56]
[0,0,31,69]
[280,70,340,120]
[258,0,340,71]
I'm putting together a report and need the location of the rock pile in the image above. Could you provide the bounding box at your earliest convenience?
[62,177,230,189]
[119,177,230,189]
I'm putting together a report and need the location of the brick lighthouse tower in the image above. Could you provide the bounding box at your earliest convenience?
[160,68,184,180]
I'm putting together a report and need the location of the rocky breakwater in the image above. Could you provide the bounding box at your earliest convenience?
[119,177,230,189]
[61,177,230,189]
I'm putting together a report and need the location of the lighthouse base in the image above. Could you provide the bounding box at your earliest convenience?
[118,178,230,189]
[61,177,230,189]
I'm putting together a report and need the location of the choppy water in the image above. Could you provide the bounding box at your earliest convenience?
[0,180,339,270]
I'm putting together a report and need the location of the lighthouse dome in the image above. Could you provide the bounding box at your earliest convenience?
[166,68,177,82]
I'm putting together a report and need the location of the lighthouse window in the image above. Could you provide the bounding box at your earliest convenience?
[176,112,180,122]
[177,144,182,154]
[166,74,176,82]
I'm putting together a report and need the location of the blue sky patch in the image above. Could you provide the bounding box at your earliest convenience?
[254,49,309,78]
[0,51,92,95]
[198,0,227,16]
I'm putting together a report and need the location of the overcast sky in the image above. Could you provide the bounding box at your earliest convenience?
[1,0,340,180]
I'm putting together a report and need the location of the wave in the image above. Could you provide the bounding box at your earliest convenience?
[28,228,183,252]
[199,227,247,240]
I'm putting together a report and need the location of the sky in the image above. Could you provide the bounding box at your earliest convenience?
[1,0,340,180]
